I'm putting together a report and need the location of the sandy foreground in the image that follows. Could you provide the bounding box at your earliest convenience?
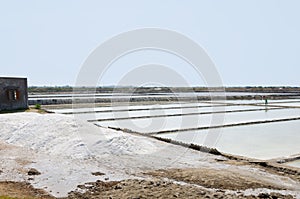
[0,112,300,198]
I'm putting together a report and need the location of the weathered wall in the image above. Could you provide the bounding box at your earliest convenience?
[0,77,28,111]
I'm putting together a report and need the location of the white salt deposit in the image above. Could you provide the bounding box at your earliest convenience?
[0,112,215,196]
[0,112,158,158]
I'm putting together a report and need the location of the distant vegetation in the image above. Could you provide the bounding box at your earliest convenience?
[28,86,300,94]
[29,86,73,93]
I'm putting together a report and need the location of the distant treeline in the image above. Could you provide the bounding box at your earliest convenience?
[28,86,300,94]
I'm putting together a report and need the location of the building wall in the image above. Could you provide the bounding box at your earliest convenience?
[0,77,28,111]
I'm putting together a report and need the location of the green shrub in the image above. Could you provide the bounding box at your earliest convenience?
[35,104,41,109]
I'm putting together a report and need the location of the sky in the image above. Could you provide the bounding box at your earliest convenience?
[0,0,300,87]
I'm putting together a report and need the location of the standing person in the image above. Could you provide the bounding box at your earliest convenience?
[262,95,269,112]
[262,95,268,105]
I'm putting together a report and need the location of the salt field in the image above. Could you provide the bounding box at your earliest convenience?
[49,102,218,114]
[49,98,300,166]
[69,105,275,121]
[1,111,300,198]
[94,108,299,133]
[286,160,300,168]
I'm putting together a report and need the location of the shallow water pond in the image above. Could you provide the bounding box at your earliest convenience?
[157,120,300,160]
[96,108,300,134]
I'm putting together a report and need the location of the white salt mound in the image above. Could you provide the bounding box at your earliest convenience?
[0,112,158,158]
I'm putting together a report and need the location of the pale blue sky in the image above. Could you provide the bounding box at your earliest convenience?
[0,0,300,86]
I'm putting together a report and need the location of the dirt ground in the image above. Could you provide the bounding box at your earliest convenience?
[0,166,298,199]
[0,181,54,199]
[66,178,294,199]
[65,166,298,199]
[67,179,245,199]
[147,168,282,190]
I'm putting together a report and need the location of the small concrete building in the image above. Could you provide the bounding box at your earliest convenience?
[0,77,28,111]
